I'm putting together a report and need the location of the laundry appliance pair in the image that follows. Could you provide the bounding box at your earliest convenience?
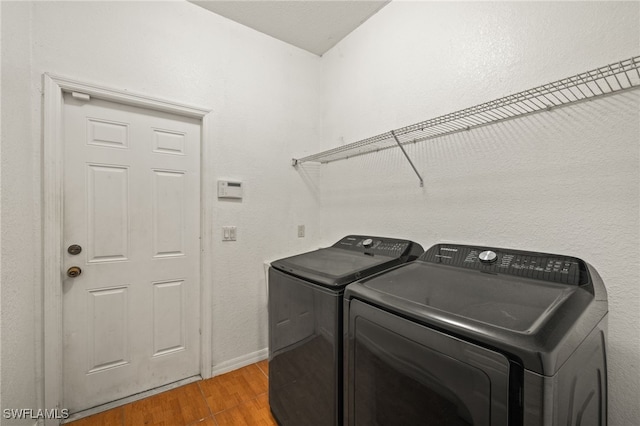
[268,235,608,426]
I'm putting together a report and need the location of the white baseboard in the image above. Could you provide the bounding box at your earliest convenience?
[211,348,268,377]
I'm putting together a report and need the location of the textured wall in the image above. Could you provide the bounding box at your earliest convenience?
[2,1,639,424]
[1,1,321,420]
[0,1,3,419]
[1,2,39,424]
[317,2,640,424]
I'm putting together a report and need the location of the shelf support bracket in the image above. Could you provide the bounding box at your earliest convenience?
[391,130,424,187]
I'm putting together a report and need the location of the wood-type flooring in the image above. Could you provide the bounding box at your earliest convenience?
[67,361,276,426]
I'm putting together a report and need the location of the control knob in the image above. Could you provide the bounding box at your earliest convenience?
[362,238,373,248]
[479,250,498,264]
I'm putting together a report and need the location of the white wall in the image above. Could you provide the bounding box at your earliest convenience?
[1,1,321,421]
[0,0,2,415]
[0,1,4,420]
[2,1,639,424]
[317,2,639,425]
[1,2,39,424]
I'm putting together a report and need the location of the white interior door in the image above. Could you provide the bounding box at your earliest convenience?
[62,93,201,413]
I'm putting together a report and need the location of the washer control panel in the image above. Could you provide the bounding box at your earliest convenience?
[422,244,588,285]
[333,235,420,258]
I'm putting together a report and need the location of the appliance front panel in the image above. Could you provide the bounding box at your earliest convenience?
[346,299,511,426]
[269,268,342,426]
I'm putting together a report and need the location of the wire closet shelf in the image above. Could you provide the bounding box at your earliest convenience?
[292,56,640,185]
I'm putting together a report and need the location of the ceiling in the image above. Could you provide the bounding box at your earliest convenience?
[189,1,390,56]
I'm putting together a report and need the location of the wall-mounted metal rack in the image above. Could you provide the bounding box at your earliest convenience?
[292,56,640,186]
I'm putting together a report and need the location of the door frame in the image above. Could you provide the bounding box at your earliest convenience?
[42,73,215,417]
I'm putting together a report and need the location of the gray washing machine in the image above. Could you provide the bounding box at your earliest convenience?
[268,235,424,426]
[344,243,608,426]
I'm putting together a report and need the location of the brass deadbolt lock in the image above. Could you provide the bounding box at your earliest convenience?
[68,244,82,255]
[67,266,82,278]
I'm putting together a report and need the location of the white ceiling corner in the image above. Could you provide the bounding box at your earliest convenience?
[189,0,390,56]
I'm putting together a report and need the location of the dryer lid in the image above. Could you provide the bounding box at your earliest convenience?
[271,235,423,288]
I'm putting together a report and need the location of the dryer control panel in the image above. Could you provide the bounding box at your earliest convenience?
[333,235,423,259]
[422,244,588,286]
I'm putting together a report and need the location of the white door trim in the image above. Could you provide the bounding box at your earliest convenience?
[43,73,214,421]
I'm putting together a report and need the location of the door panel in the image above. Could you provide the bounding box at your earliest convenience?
[152,279,186,357]
[86,164,129,262]
[87,117,129,149]
[152,169,186,257]
[86,286,129,373]
[62,94,201,413]
[152,128,186,154]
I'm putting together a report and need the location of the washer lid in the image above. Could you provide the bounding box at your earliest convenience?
[358,262,579,333]
[344,244,607,374]
[271,235,423,288]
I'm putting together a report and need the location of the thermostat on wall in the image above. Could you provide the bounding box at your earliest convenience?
[218,180,243,199]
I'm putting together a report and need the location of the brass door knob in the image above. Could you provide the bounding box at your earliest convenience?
[67,266,82,278]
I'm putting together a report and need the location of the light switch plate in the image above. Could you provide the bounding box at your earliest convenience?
[298,225,305,238]
[223,226,237,241]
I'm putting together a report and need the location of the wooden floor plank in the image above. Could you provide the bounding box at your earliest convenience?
[67,361,272,426]
[198,364,268,414]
